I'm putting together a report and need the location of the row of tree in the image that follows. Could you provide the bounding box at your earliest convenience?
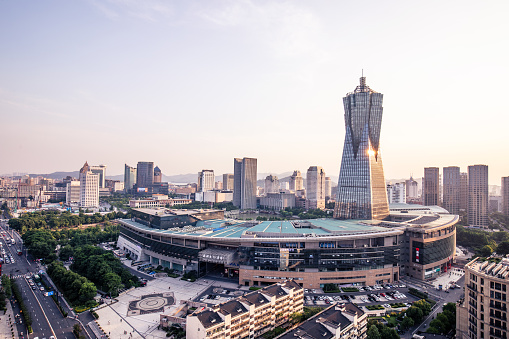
[71,245,138,295]
[427,302,456,335]
[456,225,509,256]
[47,261,97,306]
[8,210,130,233]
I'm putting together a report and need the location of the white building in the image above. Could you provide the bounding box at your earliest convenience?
[198,170,215,192]
[129,194,192,208]
[289,170,303,191]
[66,180,80,205]
[79,162,99,208]
[325,177,332,199]
[195,191,233,204]
[306,166,326,210]
[264,175,279,194]
[387,182,406,204]
[90,164,107,189]
[259,192,295,211]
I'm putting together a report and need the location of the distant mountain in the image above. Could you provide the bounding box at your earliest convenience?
[26,171,80,180]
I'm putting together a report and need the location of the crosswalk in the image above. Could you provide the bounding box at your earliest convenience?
[10,274,25,279]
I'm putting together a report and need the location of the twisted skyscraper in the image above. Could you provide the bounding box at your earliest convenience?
[334,77,389,220]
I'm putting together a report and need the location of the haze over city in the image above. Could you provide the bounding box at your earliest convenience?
[1,1,508,184]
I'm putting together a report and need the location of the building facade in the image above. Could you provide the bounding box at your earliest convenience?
[457,257,509,339]
[468,165,489,228]
[502,177,509,217]
[423,167,440,206]
[124,164,137,192]
[198,170,215,192]
[334,77,389,220]
[306,166,326,210]
[223,174,234,191]
[405,177,419,200]
[289,170,304,192]
[460,172,469,211]
[154,166,162,183]
[137,162,154,189]
[264,175,279,194]
[187,280,303,339]
[79,162,99,208]
[233,158,257,210]
[259,192,295,211]
[325,177,332,200]
[90,165,106,189]
[66,180,80,205]
[387,182,406,204]
[443,166,461,214]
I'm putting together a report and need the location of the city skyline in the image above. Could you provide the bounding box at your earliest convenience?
[1,1,509,185]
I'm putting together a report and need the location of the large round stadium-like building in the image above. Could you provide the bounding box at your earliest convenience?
[117,203,457,288]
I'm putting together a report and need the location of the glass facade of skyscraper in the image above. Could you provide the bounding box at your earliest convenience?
[334,77,389,220]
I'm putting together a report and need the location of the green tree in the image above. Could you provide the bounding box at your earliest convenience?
[367,325,381,339]
[497,241,509,255]
[104,272,123,295]
[405,306,424,323]
[401,316,414,330]
[479,244,494,257]
[380,326,399,339]
[413,299,431,316]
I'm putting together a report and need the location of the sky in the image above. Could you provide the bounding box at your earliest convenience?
[1,1,508,185]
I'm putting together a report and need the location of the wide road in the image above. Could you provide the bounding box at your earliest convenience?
[0,220,88,339]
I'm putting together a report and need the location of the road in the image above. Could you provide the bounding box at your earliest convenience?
[0,219,88,339]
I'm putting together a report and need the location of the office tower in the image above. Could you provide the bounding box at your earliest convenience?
[324,177,332,199]
[460,172,468,211]
[289,170,304,192]
[90,165,106,189]
[215,181,223,190]
[468,165,488,228]
[405,176,419,199]
[136,162,154,189]
[79,162,99,208]
[443,166,461,214]
[334,77,389,220]
[65,180,80,205]
[153,166,162,183]
[233,158,257,210]
[223,174,234,191]
[198,170,215,192]
[503,177,509,216]
[387,182,406,204]
[264,175,279,194]
[423,167,440,206]
[306,166,326,210]
[124,164,137,192]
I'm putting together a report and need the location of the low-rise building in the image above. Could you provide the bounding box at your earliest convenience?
[186,280,303,339]
[279,303,367,339]
[129,195,192,208]
[260,192,296,211]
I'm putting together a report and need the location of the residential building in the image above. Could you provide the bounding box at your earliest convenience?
[456,257,509,339]
[223,174,234,191]
[443,166,461,214]
[259,192,295,211]
[105,179,124,192]
[233,158,257,210]
[289,170,304,192]
[124,164,137,192]
[66,180,80,205]
[334,77,389,220]
[423,167,440,206]
[306,166,326,210]
[198,170,215,192]
[387,182,406,204]
[460,172,469,211]
[137,162,154,189]
[405,176,419,200]
[264,175,279,194]
[79,162,99,208]
[502,177,509,216]
[186,280,303,339]
[90,165,106,189]
[489,196,502,213]
[280,303,367,339]
[468,165,489,228]
[154,166,162,183]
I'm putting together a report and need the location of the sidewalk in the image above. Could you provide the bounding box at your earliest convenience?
[0,301,18,339]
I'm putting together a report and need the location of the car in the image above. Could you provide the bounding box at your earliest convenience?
[31,285,36,290]
[39,287,45,291]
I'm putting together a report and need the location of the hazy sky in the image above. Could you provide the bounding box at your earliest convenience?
[1,1,508,184]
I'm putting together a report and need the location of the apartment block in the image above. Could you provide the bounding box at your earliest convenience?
[187,280,303,339]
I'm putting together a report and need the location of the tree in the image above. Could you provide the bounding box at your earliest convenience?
[401,316,414,330]
[104,272,123,295]
[413,299,431,316]
[367,325,381,339]
[405,306,424,323]
[380,326,399,339]
[497,241,509,255]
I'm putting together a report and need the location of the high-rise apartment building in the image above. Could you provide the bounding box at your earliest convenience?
[124,164,137,192]
[443,166,461,214]
[79,162,99,208]
[223,174,234,191]
[405,176,419,200]
[66,180,80,205]
[334,77,389,220]
[289,170,304,192]
[503,177,509,216]
[136,162,154,189]
[90,165,106,189]
[468,164,489,228]
[460,172,468,211]
[306,166,326,210]
[264,175,279,194]
[387,182,406,204]
[423,167,440,206]
[153,166,162,183]
[198,170,215,192]
[324,177,332,199]
[233,158,257,210]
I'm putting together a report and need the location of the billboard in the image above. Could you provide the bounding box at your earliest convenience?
[137,188,148,193]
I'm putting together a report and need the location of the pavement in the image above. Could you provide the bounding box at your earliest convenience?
[0,300,18,339]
